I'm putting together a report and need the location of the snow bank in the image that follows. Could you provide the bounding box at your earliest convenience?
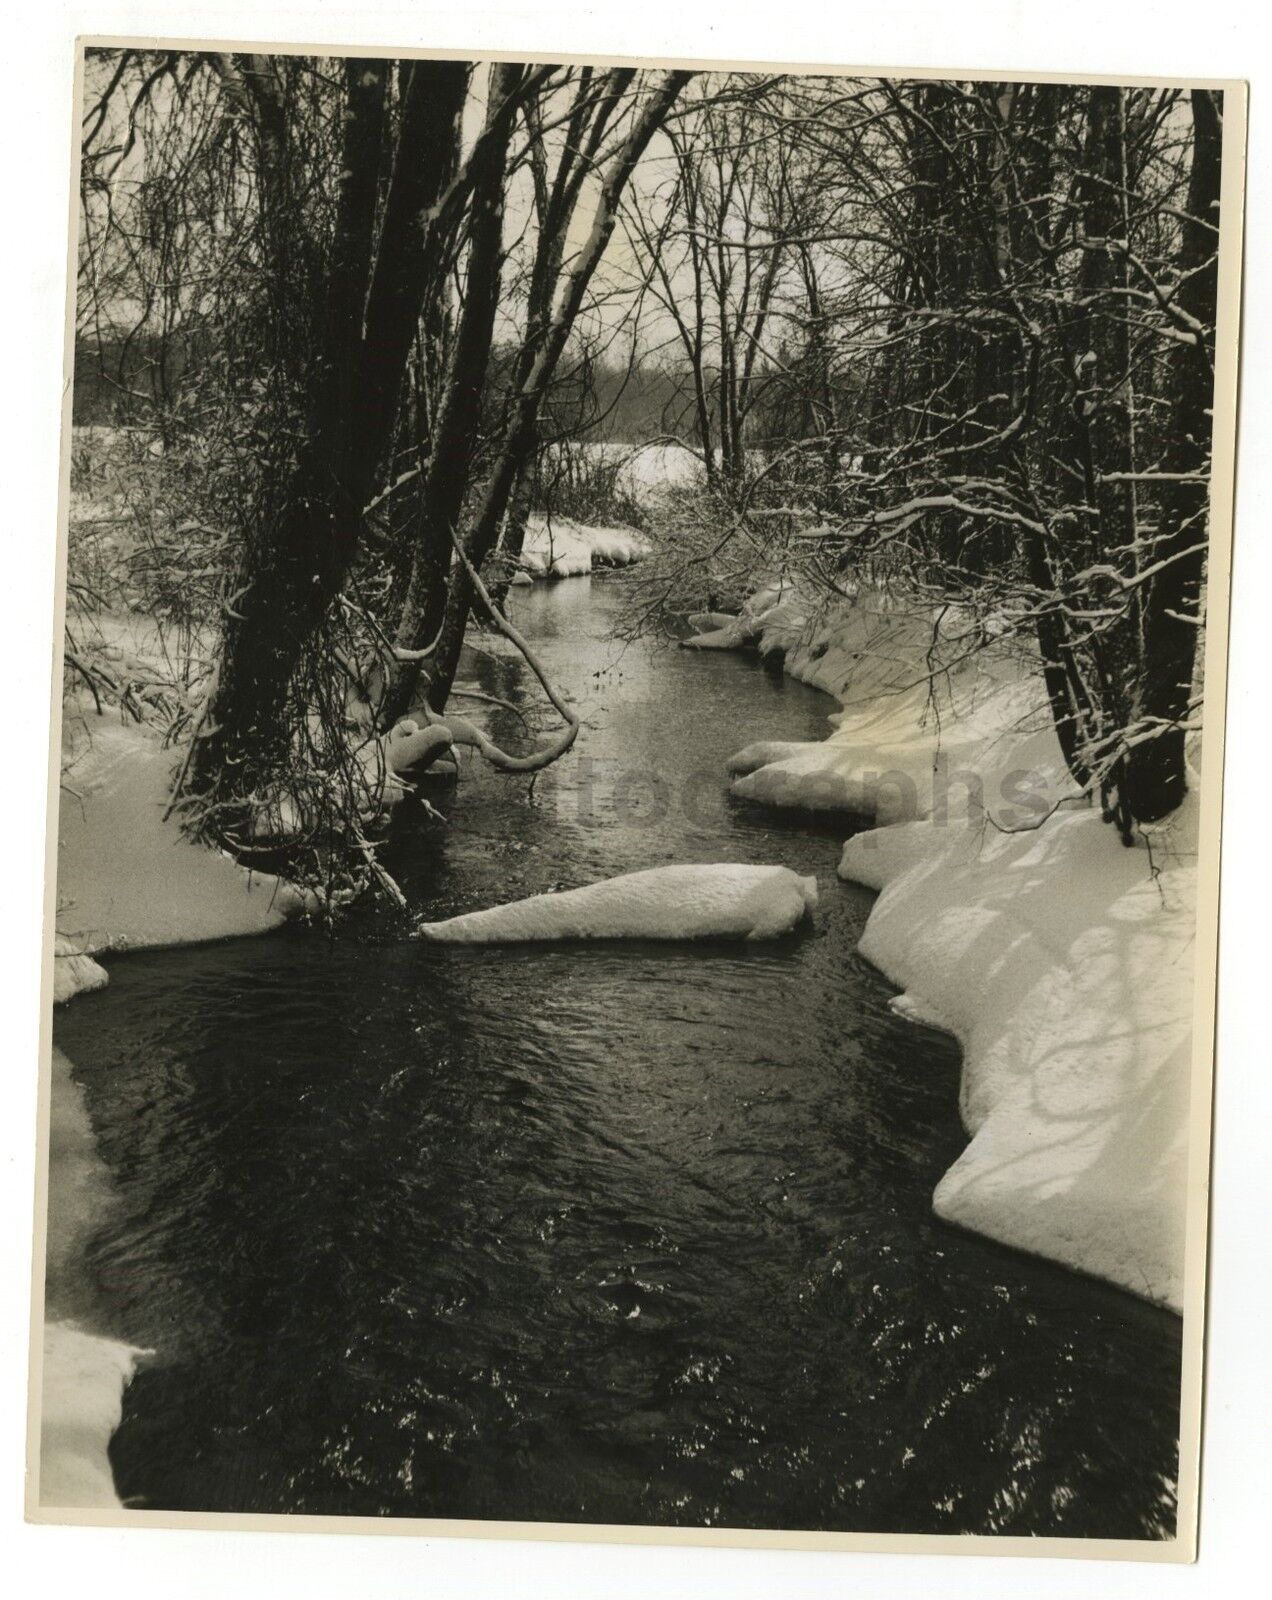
[40,1324,145,1509]
[57,716,307,955]
[418,863,818,943]
[52,935,108,1004]
[41,1044,143,1510]
[44,1047,115,1306]
[702,585,1073,824]
[839,808,1196,1310]
[518,514,648,580]
[709,581,1197,1308]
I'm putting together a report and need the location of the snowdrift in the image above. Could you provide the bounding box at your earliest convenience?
[57,717,305,956]
[418,863,818,943]
[711,582,1198,1309]
[840,809,1196,1310]
[518,514,648,580]
[39,1324,146,1509]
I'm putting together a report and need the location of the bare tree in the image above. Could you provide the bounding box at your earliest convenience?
[631,76,1222,833]
[389,68,693,717]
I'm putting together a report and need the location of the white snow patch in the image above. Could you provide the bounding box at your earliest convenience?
[612,439,705,497]
[686,611,740,634]
[555,438,703,501]
[52,935,109,1003]
[887,989,952,1031]
[518,514,648,580]
[41,1046,145,1510]
[57,717,308,954]
[39,1324,146,1508]
[682,578,810,656]
[719,587,1074,824]
[418,863,818,943]
[839,807,1197,1310]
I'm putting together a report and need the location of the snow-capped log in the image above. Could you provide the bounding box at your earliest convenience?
[417,863,819,943]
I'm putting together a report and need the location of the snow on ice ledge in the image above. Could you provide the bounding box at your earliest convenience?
[40,1324,146,1509]
[705,584,1072,822]
[46,714,325,1509]
[52,935,108,1004]
[40,1045,149,1510]
[418,863,818,943]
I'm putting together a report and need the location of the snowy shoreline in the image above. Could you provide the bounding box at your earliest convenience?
[514,513,648,582]
[40,501,654,1504]
[40,1044,148,1508]
[45,710,321,1508]
[690,583,1197,1311]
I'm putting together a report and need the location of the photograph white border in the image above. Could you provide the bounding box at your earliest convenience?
[5,4,1266,1596]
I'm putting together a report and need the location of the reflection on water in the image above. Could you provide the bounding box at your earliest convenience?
[54,576,1181,1535]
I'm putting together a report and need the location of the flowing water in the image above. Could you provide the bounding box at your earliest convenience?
[54,576,1181,1536]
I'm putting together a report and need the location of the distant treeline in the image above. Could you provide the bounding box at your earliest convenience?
[74,332,721,448]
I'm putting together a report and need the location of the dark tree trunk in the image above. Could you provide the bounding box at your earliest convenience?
[1029,86,1139,803]
[488,460,535,610]
[378,63,524,729]
[424,71,693,712]
[1122,89,1222,823]
[187,60,468,817]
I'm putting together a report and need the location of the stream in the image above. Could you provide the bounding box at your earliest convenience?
[53,574,1181,1536]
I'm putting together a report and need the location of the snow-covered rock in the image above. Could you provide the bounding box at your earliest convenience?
[686,610,740,634]
[418,863,818,943]
[839,806,1197,1311]
[682,577,810,654]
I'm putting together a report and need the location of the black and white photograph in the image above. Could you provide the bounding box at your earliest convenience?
[30,34,1242,1560]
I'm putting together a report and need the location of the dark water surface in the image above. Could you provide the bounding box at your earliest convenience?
[55,577,1181,1536]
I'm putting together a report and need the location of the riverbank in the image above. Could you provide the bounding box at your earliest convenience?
[40,510,647,1506]
[40,553,1190,1519]
[40,1045,147,1507]
[689,583,1198,1310]
[44,708,311,1508]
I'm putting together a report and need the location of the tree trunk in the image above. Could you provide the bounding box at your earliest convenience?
[488,459,535,609]
[424,71,694,711]
[378,63,524,729]
[1122,89,1222,823]
[186,60,468,818]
